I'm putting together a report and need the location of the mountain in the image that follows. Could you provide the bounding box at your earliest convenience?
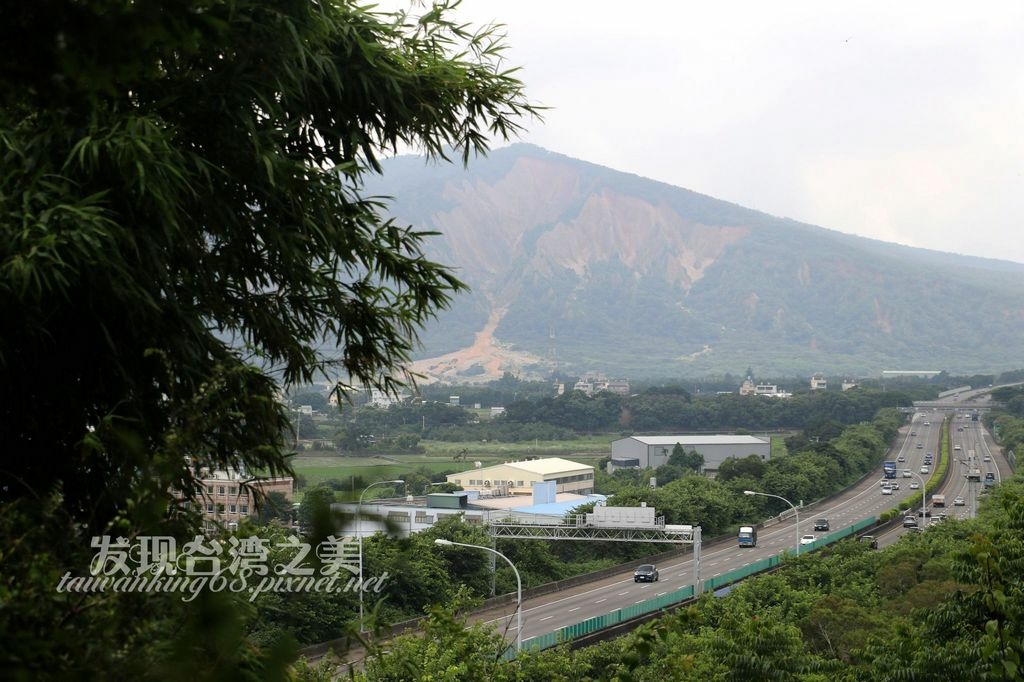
[366,144,1024,382]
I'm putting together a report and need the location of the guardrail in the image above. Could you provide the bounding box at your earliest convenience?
[503,515,877,660]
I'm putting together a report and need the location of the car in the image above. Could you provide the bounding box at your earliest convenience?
[916,443,924,449]
[984,455,991,462]
[917,508,932,517]
[906,526,924,533]
[909,481,920,489]
[897,455,906,462]
[910,431,917,436]
[813,519,830,531]
[954,497,965,506]
[903,470,912,478]
[800,534,816,545]
[957,426,964,432]
[881,486,893,495]
[634,564,659,582]
[889,482,900,490]
[924,421,931,426]
[859,535,879,549]
[903,516,918,528]
[920,466,930,474]
[954,444,961,451]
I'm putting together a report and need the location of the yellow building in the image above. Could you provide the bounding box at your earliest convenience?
[447,457,595,496]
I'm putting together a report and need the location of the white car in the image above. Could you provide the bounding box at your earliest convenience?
[954,497,965,506]
[881,486,893,495]
[954,445,961,451]
[800,534,816,545]
[984,455,991,462]
[909,481,920,489]
[920,466,930,474]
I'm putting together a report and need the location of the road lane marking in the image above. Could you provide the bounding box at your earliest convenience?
[617,591,628,596]
[568,607,580,612]
[595,598,606,604]
[540,616,553,621]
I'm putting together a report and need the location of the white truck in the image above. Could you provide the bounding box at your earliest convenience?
[932,494,946,507]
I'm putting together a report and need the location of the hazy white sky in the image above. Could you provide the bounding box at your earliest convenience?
[399,1,1024,264]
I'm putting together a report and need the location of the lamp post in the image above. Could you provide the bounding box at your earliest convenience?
[744,490,800,556]
[435,538,522,652]
[908,471,928,526]
[358,479,404,633]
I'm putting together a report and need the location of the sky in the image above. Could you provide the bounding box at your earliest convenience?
[394,1,1024,264]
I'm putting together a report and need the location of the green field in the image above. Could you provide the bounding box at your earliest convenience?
[290,433,788,496]
[291,435,616,492]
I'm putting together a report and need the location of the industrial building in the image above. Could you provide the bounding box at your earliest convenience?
[446,457,595,496]
[608,435,770,475]
[336,482,607,538]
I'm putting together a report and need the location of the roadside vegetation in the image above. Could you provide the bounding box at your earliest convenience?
[249,405,900,648]
[303,469,1024,681]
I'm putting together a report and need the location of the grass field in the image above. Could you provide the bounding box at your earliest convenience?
[290,433,789,495]
[291,435,617,492]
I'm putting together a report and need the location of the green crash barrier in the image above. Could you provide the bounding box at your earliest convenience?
[508,516,878,660]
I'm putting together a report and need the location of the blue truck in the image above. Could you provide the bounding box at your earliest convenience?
[883,461,897,479]
[738,526,758,547]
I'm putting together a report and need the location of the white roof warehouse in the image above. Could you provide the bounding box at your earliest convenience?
[609,435,770,474]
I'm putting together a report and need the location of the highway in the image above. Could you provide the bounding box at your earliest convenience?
[477,409,994,644]
[876,410,1006,547]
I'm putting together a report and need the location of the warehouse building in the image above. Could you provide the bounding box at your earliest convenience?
[608,435,770,475]
[446,457,595,496]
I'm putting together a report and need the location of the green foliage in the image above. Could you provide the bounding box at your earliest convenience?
[0,0,539,677]
[335,471,1024,680]
[505,387,913,434]
[258,491,296,526]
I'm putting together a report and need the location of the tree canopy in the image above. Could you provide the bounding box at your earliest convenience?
[0,0,538,678]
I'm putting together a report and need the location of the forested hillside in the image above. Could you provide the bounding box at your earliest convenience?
[372,144,1024,380]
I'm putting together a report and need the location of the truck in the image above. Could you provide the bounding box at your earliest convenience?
[984,472,996,488]
[883,461,897,479]
[932,494,945,507]
[967,467,982,482]
[737,526,758,548]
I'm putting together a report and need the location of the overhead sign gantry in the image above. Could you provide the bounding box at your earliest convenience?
[488,506,704,592]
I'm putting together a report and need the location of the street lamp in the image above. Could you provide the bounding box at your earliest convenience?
[358,479,404,633]
[435,538,522,652]
[744,490,800,556]
[907,471,928,526]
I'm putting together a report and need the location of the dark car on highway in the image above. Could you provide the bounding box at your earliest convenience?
[813,519,830,531]
[634,564,659,582]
